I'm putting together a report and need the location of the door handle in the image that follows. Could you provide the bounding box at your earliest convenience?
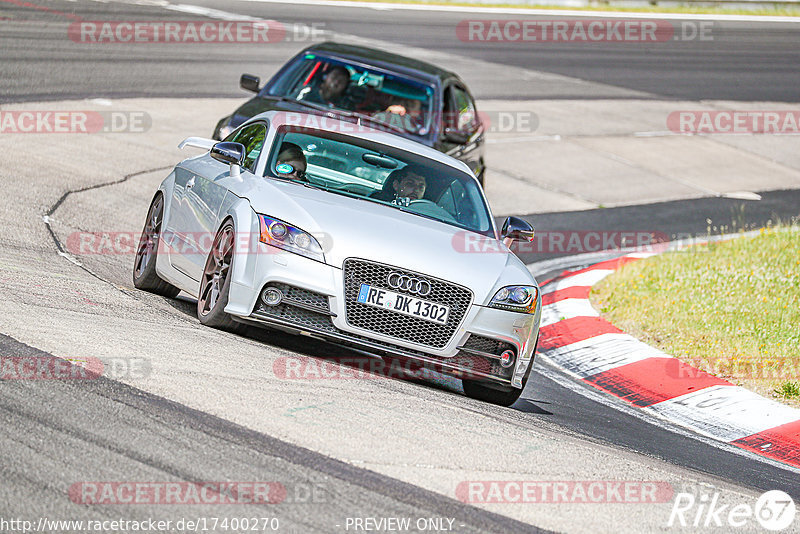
[186,177,196,189]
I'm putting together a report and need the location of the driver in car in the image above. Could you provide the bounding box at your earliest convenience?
[297,65,351,108]
[394,171,426,201]
[371,166,427,205]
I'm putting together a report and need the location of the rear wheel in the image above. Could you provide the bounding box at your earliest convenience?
[133,193,181,298]
[197,221,244,332]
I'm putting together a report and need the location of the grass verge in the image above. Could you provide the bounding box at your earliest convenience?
[590,226,800,407]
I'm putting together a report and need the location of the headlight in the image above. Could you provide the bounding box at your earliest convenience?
[489,285,538,314]
[257,214,324,263]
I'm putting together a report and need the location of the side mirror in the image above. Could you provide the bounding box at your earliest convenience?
[211,142,246,179]
[240,73,260,93]
[501,216,534,246]
[443,127,470,145]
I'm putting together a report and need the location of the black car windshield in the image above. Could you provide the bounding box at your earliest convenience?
[267,54,435,139]
[266,127,494,237]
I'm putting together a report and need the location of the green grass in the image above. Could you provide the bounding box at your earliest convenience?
[775,381,800,400]
[591,226,800,406]
[333,0,800,17]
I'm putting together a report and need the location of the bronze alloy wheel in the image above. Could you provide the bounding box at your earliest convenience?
[197,221,244,332]
[132,193,180,297]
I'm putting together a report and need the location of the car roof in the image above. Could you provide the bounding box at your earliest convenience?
[252,110,475,177]
[303,42,459,84]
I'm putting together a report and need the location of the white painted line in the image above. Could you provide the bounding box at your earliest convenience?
[239,0,800,23]
[542,332,665,378]
[540,298,598,327]
[542,268,614,294]
[721,191,762,201]
[646,385,800,442]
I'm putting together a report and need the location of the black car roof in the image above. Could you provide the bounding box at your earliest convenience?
[303,42,459,84]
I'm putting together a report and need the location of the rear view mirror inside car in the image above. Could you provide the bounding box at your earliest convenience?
[362,153,399,169]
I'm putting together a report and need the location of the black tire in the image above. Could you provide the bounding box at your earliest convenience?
[133,193,181,298]
[197,220,245,332]
[462,380,524,407]
[463,334,538,406]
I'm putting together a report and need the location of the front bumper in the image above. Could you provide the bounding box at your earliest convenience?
[225,243,540,388]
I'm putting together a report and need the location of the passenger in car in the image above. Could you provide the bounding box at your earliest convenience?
[372,97,424,133]
[297,65,351,108]
[275,142,307,182]
[371,166,427,204]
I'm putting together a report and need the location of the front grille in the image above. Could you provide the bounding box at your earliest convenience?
[343,258,472,349]
[253,283,335,332]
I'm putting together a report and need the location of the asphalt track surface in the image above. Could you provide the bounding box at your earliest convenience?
[2,0,800,532]
[1,0,799,102]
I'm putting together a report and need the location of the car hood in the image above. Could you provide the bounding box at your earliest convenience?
[236,179,534,303]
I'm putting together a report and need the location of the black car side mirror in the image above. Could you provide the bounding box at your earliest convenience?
[501,216,535,245]
[240,74,260,93]
[443,127,470,145]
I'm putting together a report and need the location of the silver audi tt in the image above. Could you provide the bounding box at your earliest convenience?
[133,111,541,405]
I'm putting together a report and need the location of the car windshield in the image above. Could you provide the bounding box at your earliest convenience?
[266,127,494,236]
[267,54,435,139]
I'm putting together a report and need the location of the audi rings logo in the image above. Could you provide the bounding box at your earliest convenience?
[387,272,432,297]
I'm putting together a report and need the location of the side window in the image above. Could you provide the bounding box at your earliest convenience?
[451,86,477,132]
[229,123,266,172]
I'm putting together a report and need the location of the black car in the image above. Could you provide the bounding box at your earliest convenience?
[213,42,487,184]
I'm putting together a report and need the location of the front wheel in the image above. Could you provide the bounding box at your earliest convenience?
[197,221,244,332]
[463,380,524,407]
[132,193,181,298]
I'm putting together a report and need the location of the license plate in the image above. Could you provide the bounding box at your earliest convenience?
[357,284,450,325]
